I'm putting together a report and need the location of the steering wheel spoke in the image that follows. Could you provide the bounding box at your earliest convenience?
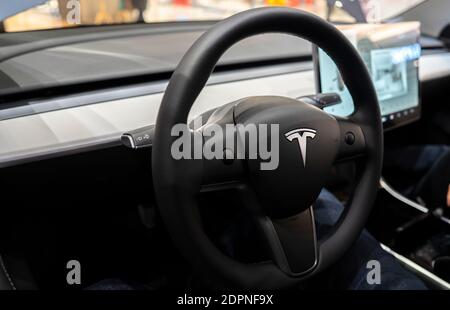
[255,209,318,277]
[200,150,246,190]
[186,101,246,188]
[335,116,367,162]
[237,185,318,276]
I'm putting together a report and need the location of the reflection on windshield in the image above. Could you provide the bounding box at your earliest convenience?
[1,0,425,33]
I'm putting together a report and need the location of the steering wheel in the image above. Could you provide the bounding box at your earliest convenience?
[152,7,383,289]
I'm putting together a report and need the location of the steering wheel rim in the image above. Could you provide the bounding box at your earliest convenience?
[152,7,383,289]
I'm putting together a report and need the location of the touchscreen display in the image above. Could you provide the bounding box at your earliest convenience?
[315,22,421,129]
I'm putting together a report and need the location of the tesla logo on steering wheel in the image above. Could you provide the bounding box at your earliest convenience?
[285,128,317,167]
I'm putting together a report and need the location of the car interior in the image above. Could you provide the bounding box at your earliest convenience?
[0,0,449,291]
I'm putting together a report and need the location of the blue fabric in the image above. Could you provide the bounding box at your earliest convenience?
[414,145,450,173]
[314,189,427,290]
[86,278,148,290]
[88,190,428,290]
[384,145,450,175]
[384,145,450,208]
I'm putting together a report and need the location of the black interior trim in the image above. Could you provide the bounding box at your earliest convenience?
[0,22,215,62]
[0,55,311,103]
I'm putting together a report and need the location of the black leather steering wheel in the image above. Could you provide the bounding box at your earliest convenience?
[152,7,383,289]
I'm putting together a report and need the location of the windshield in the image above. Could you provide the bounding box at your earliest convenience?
[1,0,426,33]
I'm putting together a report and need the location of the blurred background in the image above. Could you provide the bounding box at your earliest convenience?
[2,0,423,33]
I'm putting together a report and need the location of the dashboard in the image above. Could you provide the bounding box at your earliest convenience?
[0,26,449,168]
